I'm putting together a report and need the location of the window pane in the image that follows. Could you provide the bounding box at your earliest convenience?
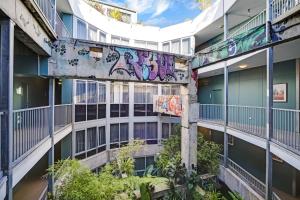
[76,130,85,153]
[120,104,129,117]
[77,20,87,40]
[88,27,98,41]
[100,32,106,43]
[182,38,191,55]
[146,85,157,103]
[135,40,146,48]
[111,36,120,45]
[110,124,119,143]
[162,123,170,139]
[147,42,158,50]
[98,83,106,103]
[135,157,146,171]
[121,38,129,45]
[75,105,86,122]
[171,40,180,54]
[134,104,146,116]
[123,84,129,103]
[147,104,156,116]
[120,123,129,142]
[162,85,171,95]
[110,83,120,103]
[146,122,157,140]
[134,85,146,103]
[163,42,170,52]
[87,82,97,103]
[98,104,106,119]
[76,80,86,103]
[87,105,97,120]
[146,156,155,167]
[87,127,97,150]
[98,126,106,146]
[134,123,145,140]
[171,85,180,95]
[110,104,119,118]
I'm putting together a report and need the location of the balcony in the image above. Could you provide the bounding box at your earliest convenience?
[199,104,300,155]
[12,104,72,163]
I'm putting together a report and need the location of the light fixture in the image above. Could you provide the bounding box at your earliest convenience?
[239,64,247,69]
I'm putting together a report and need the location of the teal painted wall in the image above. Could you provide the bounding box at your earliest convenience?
[61,133,72,159]
[198,60,296,109]
[201,130,300,196]
[62,79,72,104]
[62,14,73,36]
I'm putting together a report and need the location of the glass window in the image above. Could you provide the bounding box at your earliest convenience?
[110,104,120,118]
[162,123,170,139]
[163,42,170,52]
[76,80,86,103]
[110,124,119,143]
[98,104,106,119]
[87,82,97,104]
[162,85,171,95]
[171,85,180,95]
[87,127,97,150]
[100,32,106,43]
[121,38,130,45]
[75,105,86,122]
[135,40,146,48]
[120,104,129,117]
[77,20,87,40]
[98,126,106,146]
[146,122,157,144]
[171,40,181,54]
[76,130,85,153]
[87,105,97,120]
[98,83,106,103]
[134,123,146,140]
[182,38,191,55]
[134,85,146,103]
[120,123,129,142]
[110,123,128,148]
[111,36,120,45]
[88,26,98,41]
[147,42,158,50]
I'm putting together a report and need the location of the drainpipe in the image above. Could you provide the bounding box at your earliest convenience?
[223,10,229,167]
[265,0,274,199]
[48,78,55,195]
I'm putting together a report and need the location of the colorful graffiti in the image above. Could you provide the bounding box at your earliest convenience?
[153,95,182,116]
[192,25,267,69]
[107,47,176,81]
[49,39,189,84]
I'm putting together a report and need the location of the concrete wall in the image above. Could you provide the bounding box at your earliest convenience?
[198,59,297,109]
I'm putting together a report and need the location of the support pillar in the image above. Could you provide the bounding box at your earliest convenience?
[0,19,14,200]
[48,78,55,194]
[181,65,198,172]
[71,79,76,158]
[223,13,229,167]
[265,0,273,199]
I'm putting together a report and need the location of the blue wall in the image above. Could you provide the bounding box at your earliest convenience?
[198,59,296,109]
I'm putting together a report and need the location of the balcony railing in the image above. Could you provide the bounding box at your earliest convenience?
[199,104,300,154]
[13,104,73,162]
[54,104,72,132]
[0,112,3,173]
[218,154,281,200]
[34,0,55,29]
[55,13,71,38]
[271,0,300,20]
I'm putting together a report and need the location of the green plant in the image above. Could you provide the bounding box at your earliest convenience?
[140,182,154,200]
[109,8,122,21]
[228,191,244,200]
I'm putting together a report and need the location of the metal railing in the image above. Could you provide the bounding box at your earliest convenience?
[218,154,265,197]
[34,0,55,29]
[271,0,300,20]
[272,108,300,153]
[199,104,224,125]
[272,191,281,200]
[13,106,51,161]
[228,105,266,138]
[54,104,72,132]
[199,104,300,154]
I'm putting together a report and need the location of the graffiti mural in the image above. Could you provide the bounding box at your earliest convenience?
[48,39,189,84]
[192,25,267,69]
[153,95,182,116]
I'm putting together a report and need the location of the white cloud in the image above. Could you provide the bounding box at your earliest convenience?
[151,0,171,17]
[143,16,171,26]
[124,0,171,17]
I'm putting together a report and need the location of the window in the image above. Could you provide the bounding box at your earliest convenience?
[110,83,129,118]
[134,156,155,176]
[111,36,130,45]
[134,122,158,144]
[100,32,106,43]
[163,42,170,52]
[110,123,129,149]
[75,80,106,122]
[135,40,146,48]
[182,38,191,55]
[171,40,181,54]
[135,40,158,50]
[162,123,170,139]
[88,26,98,41]
[147,42,158,50]
[134,83,157,116]
[77,20,87,40]
[75,126,106,159]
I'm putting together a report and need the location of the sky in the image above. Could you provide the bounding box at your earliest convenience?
[103,0,202,27]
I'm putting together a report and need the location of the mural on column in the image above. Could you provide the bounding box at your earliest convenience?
[153,95,182,117]
[48,39,189,84]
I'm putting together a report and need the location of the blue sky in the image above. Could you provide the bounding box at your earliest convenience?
[103,0,201,27]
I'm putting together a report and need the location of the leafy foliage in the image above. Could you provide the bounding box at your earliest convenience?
[109,8,123,21]
[196,0,214,10]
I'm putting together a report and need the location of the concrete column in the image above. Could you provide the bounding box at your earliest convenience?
[48,78,55,194]
[105,81,111,150]
[265,0,273,199]
[181,66,198,171]
[223,13,229,167]
[128,82,134,141]
[0,19,14,200]
[71,80,76,158]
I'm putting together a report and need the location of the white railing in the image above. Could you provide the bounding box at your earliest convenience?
[228,105,266,138]
[271,0,300,20]
[54,104,72,132]
[13,106,51,161]
[218,154,265,197]
[199,104,300,154]
[34,0,56,29]
[272,108,300,153]
[55,13,71,38]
